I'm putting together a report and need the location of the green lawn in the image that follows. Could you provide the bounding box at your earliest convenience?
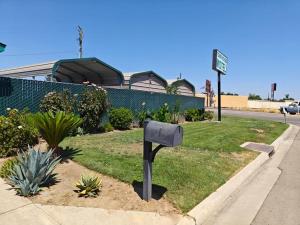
[61,116,288,212]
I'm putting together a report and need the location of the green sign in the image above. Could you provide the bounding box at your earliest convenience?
[212,49,228,74]
[0,42,6,53]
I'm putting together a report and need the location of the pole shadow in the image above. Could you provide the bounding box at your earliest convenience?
[132,180,167,200]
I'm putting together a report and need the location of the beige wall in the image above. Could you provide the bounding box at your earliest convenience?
[248,100,293,109]
[214,95,248,108]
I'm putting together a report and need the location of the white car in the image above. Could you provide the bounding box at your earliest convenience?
[280,101,300,114]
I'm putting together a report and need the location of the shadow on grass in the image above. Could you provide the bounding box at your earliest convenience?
[132,180,167,200]
[60,147,82,163]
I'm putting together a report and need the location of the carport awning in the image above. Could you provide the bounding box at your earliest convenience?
[52,57,124,86]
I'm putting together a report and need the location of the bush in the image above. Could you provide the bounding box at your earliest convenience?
[0,109,38,157]
[203,110,214,121]
[8,147,60,196]
[170,101,181,124]
[34,111,82,154]
[40,90,75,113]
[152,103,171,123]
[103,123,114,132]
[109,108,133,130]
[184,108,204,122]
[75,174,102,198]
[0,158,18,178]
[78,85,108,133]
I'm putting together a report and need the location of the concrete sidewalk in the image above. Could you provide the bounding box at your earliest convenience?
[0,178,181,225]
[252,130,300,225]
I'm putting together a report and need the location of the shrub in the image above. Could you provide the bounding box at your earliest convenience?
[152,103,171,123]
[0,158,18,178]
[185,108,204,122]
[103,123,114,132]
[0,109,38,157]
[34,111,82,154]
[40,90,75,113]
[8,147,60,196]
[78,85,108,133]
[75,174,102,198]
[109,107,133,130]
[170,101,181,124]
[204,110,214,121]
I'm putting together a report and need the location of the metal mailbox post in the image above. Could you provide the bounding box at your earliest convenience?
[143,119,183,201]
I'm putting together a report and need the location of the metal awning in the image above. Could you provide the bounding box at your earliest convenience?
[52,57,123,85]
[0,57,124,86]
[167,79,196,94]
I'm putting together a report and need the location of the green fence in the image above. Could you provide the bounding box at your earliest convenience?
[0,77,204,115]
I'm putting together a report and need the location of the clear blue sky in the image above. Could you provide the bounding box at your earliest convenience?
[1,0,299,99]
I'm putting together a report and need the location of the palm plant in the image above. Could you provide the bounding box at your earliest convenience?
[34,111,82,154]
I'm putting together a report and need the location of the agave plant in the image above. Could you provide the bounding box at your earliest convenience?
[34,111,82,154]
[75,175,102,198]
[8,147,60,196]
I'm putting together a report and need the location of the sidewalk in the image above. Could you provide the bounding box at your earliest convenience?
[252,130,300,225]
[0,178,181,225]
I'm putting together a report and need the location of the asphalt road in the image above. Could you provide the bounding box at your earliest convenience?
[211,108,300,127]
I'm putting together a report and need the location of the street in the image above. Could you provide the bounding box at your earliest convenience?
[211,108,300,127]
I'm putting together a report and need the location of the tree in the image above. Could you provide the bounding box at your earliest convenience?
[248,93,262,100]
[282,94,294,101]
[166,85,178,95]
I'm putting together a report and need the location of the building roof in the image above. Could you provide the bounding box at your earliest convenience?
[123,70,168,87]
[166,78,196,93]
[0,57,124,86]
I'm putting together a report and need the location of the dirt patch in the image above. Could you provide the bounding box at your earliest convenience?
[250,128,264,133]
[30,160,180,216]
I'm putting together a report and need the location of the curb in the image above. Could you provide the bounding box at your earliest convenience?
[177,124,297,225]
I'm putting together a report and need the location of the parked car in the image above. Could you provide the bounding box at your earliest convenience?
[280,101,300,114]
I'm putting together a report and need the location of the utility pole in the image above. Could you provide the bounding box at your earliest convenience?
[77,26,83,58]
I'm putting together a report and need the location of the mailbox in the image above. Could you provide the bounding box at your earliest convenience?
[142,119,183,201]
[144,120,183,147]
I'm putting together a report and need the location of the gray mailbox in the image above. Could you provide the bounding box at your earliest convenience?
[143,119,183,201]
[144,120,183,147]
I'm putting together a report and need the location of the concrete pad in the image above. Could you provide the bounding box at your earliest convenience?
[0,178,31,214]
[0,204,58,225]
[176,216,195,225]
[37,204,181,225]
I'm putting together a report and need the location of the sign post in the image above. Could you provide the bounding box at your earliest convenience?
[205,80,211,107]
[212,49,228,121]
[0,42,6,53]
[271,83,277,101]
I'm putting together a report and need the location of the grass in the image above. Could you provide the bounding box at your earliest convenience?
[61,116,288,212]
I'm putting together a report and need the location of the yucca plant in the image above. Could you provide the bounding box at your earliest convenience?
[8,147,60,196]
[75,175,102,198]
[34,111,82,154]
